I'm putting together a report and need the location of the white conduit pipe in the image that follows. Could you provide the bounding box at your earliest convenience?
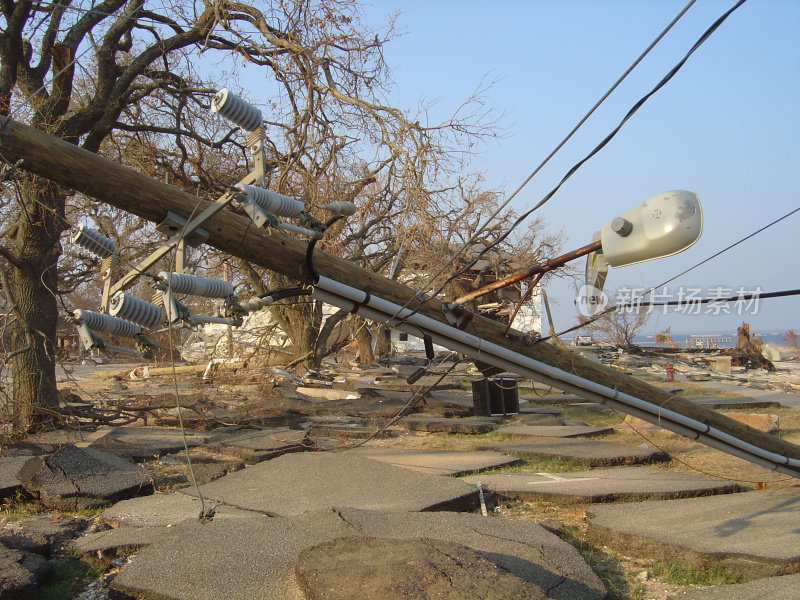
[314,288,799,477]
[313,278,800,476]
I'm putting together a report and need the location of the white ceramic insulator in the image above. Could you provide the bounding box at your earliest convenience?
[236,184,304,218]
[158,272,234,298]
[75,310,141,338]
[71,225,115,259]
[109,292,163,330]
[211,88,262,132]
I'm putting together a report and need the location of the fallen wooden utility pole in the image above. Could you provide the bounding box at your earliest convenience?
[3,119,799,473]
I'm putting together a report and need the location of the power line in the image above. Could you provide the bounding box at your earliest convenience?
[419,0,749,314]
[406,0,700,304]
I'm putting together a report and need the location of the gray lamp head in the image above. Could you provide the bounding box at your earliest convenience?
[599,190,703,268]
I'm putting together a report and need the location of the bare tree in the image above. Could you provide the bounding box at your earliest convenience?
[0,0,509,429]
[579,305,648,348]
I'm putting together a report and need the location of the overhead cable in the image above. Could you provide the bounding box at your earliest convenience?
[420,0,748,306]
[408,0,698,303]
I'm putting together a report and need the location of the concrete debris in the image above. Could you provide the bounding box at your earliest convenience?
[0,542,50,600]
[479,438,670,467]
[691,397,783,410]
[496,424,614,438]
[587,486,800,581]
[294,537,548,600]
[1,350,790,599]
[184,453,479,515]
[213,427,310,461]
[0,456,34,497]
[16,445,152,511]
[1,515,89,557]
[464,467,739,503]
[397,415,499,434]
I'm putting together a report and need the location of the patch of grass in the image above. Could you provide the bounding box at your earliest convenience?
[151,473,188,491]
[0,489,42,521]
[559,525,642,600]
[37,558,105,600]
[648,561,740,586]
[457,453,588,477]
[416,431,515,450]
[634,373,743,398]
[559,405,624,428]
[71,504,110,518]
[510,454,588,473]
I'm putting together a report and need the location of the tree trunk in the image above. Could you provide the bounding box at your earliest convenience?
[267,301,322,374]
[354,318,374,364]
[376,325,393,357]
[6,177,66,432]
[313,308,349,370]
[734,322,775,371]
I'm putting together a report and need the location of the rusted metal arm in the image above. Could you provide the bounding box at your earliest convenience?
[448,239,603,309]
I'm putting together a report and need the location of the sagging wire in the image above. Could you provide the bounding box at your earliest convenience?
[165,187,221,523]
[400,0,701,312]
[422,0,749,311]
[612,403,793,485]
[305,215,346,282]
[539,205,800,343]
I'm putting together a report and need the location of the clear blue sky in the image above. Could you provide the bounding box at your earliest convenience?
[360,0,799,337]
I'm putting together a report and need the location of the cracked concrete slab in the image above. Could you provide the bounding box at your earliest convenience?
[16,445,152,511]
[111,510,352,600]
[479,438,669,467]
[521,394,585,405]
[343,447,521,476]
[587,485,800,581]
[110,508,606,600]
[665,572,800,599]
[464,467,739,502]
[689,397,783,410]
[101,492,255,528]
[518,406,562,415]
[0,456,34,497]
[185,453,479,515]
[397,416,499,434]
[88,426,209,461]
[294,537,547,599]
[213,427,310,460]
[514,414,569,426]
[497,424,614,438]
[0,542,49,600]
[73,526,170,555]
